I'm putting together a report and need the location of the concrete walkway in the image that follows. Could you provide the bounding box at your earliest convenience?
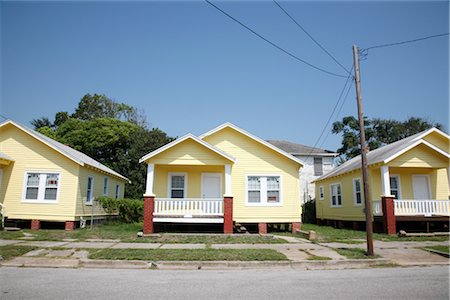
[1,238,448,270]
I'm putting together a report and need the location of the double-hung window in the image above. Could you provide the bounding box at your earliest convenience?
[353,178,362,206]
[330,183,342,207]
[103,177,109,196]
[314,157,323,176]
[86,176,94,204]
[246,175,281,205]
[169,173,186,198]
[24,172,60,202]
[115,184,120,199]
[390,176,400,199]
[319,186,324,200]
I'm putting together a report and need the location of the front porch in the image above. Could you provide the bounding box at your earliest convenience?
[153,197,224,223]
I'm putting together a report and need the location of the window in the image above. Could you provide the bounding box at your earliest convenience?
[330,183,342,207]
[115,184,120,199]
[24,172,60,202]
[86,176,94,203]
[169,173,186,198]
[353,178,362,206]
[314,157,323,176]
[103,177,109,196]
[246,175,281,205]
[319,186,324,200]
[390,176,400,199]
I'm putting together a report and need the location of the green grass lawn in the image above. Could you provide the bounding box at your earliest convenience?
[334,248,380,259]
[423,245,450,254]
[300,224,450,243]
[0,245,37,260]
[0,222,288,244]
[88,248,288,261]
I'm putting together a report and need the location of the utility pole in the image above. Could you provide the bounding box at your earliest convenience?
[352,44,374,256]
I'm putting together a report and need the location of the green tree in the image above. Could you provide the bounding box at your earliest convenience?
[332,116,442,161]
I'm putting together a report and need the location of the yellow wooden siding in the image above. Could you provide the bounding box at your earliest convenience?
[387,143,449,168]
[74,167,126,218]
[153,165,224,198]
[423,131,449,153]
[0,124,79,221]
[148,139,232,165]
[202,127,301,223]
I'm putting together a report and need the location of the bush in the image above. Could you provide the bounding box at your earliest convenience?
[98,197,143,223]
[302,199,316,224]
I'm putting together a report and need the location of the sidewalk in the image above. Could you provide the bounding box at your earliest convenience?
[1,237,448,270]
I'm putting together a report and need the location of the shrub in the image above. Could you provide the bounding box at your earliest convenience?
[98,197,143,223]
[302,199,316,224]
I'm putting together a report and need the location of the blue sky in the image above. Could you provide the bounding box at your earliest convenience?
[1,0,448,151]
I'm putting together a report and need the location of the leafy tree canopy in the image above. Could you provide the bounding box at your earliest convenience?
[32,94,173,198]
[332,116,443,161]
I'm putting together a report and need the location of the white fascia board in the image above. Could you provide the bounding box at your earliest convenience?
[139,133,236,164]
[199,122,304,167]
[383,139,450,164]
[416,127,450,141]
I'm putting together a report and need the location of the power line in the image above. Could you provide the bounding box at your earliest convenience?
[363,32,449,51]
[205,0,348,78]
[272,0,351,76]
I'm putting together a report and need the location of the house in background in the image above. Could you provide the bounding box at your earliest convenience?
[313,127,450,234]
[267,140,337,203]
[139,123,303,234]
[0,120,128,230]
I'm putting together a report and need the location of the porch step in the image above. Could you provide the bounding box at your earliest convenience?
[3,227,21,231]
[234,223,249,234]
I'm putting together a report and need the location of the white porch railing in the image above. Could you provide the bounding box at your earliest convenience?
[373,199,450,217]
[0,203,5,229]
[154,198,223,217]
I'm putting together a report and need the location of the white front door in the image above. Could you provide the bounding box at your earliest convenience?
[412,175,431,200]
[202,173,222,199]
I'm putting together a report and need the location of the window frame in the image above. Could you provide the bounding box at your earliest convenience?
[389,175,402,199]
[103,177,109,196]
[22,171,61,204]
[353,178,362,206]
[167,172,188,198]
[245,174,283,207]
[319,185,324,200]
[115,184,120,199]
[313,157,323,176]
[86,176,94,204]
[330,183,342,207]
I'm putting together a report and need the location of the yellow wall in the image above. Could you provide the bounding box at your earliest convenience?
[0,124,126,222]
[423,131,449,153]
[203,127,301,223]
[388,143,449,168]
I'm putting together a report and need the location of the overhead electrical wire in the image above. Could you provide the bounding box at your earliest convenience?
[204,0,348,78]
[272,0,352,76]
[362,32,449,51]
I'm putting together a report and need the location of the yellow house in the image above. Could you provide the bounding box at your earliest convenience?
[314,127,450,234]
[0,120,128,230]
[139,123,303,234]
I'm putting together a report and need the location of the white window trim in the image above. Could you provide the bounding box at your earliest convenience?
[115,184,120,199]
[86,176,94,205]
[353,178,362,206]
[200,173,223,199]
[245,174,283,207]
[22,171,61,204]
[330,182,342,208]
[390,174,402,199]
[103,177,109,196]
[319,185,324,200]
[167,172,188,198]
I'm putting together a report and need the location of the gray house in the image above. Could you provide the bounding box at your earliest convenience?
[267,140,338,203]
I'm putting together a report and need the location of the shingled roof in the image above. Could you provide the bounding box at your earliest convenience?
[266,140,338,156]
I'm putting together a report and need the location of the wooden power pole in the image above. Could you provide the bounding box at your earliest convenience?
[352,45,374,256]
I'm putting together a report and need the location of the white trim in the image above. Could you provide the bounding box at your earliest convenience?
[330,182,342,207]
[86,176,94,204]
[199,123,303,166]
[115,184,120,199]
[412,174,432,200]
[145,163,155,196]
[384,140,450,164]
[352,178,362,206]
[245,174,283,207]
[153,217,224,224]
[390,174,402,199]
[319,185,324,200]
[22,171,62,204]
[380,165,391,197]
[103,177,109,196]
[139,133,236,163]
[167,172,188,198]
[224,164,232,196]
[201,173,223,199]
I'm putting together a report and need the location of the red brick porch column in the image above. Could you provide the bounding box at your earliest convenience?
[292,222,301,234]
[31,219,40,230]
[143,195,155,234]
[223,196,233,234]
[382,196,396,235]
[258,223,267,234]
[65,221,76,231]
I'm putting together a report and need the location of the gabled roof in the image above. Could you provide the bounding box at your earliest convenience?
[314,127,449,182]
[0,120,129,182]
[267,140,338,157]
[199,122,303,166]
[139,133,236,163]
[0,151,14,162]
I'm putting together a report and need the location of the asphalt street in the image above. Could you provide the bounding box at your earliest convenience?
[1,266,448,299]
